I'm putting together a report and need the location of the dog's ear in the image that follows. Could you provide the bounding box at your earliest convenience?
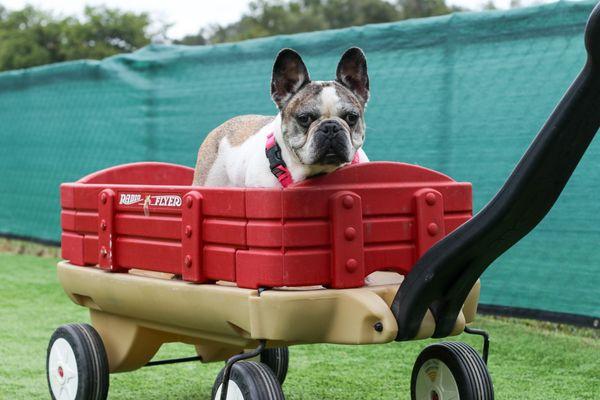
[271,49,310,109]
[336,47,369,104]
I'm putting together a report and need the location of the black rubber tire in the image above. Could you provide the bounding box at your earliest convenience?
[212,361,285,400]
[411,342,493,400]
[46,323,110,400]
[260,348,289,385]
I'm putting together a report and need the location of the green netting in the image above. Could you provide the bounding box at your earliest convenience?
[0,1,598,319]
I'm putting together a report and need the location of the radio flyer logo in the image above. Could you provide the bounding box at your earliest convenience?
[118,193,182,208]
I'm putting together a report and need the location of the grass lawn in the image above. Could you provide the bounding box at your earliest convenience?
[0,250,598,399]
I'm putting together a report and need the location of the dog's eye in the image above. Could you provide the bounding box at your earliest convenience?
[296,113,313,127]
[345,112,359,126]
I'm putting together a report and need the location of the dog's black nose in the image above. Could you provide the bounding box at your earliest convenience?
[319,120,343,135]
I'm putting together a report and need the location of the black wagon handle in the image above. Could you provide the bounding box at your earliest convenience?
[392,3,600,341]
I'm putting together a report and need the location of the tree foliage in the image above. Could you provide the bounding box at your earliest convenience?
[0,1,468,72]
[177,0,464,45]
[0,5,155,72]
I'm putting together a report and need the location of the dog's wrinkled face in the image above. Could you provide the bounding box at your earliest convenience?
[271,48,369,171]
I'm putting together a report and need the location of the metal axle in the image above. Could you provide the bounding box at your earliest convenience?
[464,326,490,364]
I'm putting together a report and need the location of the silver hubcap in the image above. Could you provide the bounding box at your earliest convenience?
[48,338,79,400]
[415,358,460,400]
[214,380,245,400]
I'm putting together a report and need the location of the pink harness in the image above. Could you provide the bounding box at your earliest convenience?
[266,133,360,188]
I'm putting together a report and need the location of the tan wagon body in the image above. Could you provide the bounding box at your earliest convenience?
[58,261,480,372]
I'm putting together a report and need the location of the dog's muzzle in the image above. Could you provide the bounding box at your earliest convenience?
[313,121,351,165]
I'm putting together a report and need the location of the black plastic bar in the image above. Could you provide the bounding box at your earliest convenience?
[392,4,600,341]
[144,355,203,367]
[464,327,490,364]
[477,304,600,329]
[220,340,266,400]
[0,232,60,247]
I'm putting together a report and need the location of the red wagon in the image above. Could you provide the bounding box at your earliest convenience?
[53,161,482,400]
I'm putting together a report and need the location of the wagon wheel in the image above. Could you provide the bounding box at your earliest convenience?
[228,347,289,385]
[47,324,109,400]
[411,342,493,400]
[212,361,285,400]
[260,348,289,385]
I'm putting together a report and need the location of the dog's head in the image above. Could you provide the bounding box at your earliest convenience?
[271,48,369,171]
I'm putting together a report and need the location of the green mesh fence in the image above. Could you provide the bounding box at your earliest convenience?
[0,1,598,321]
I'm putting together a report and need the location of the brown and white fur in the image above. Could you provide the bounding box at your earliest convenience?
[192,47,370,187]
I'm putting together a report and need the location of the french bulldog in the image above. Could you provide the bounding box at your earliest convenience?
[192,47,370,187]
